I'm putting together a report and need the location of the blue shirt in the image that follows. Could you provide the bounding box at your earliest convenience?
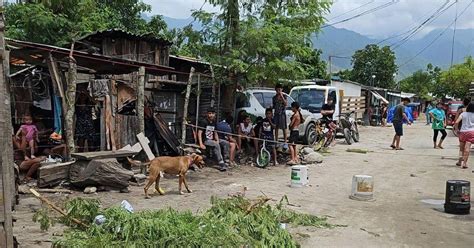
[216,120,232,140]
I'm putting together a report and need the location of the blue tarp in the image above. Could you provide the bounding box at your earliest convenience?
[387,106,414,124]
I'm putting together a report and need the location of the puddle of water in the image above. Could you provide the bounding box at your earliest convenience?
[420,199,444,205]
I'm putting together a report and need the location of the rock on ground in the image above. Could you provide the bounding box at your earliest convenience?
[304,152,323,163]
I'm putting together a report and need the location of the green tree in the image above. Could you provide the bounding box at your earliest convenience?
[351,44,397,88]
[399,69,433,100]
[5,0,167,46]
[437,56,474,98]
[180,0,331,112]
[334,69,352,81]
[297,48,327,79]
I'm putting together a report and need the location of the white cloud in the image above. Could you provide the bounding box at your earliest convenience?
[144,0,219,19]
[147,0,474,38]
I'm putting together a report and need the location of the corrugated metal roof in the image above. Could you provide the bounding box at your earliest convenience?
[79,29,172,46]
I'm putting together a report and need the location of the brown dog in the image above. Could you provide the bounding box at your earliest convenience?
[129,154,205,198]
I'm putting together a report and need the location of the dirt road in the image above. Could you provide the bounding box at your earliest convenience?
[14,122,474,247]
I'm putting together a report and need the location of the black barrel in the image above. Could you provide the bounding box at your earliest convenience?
[444,180,470,215]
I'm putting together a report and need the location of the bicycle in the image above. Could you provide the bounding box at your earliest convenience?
[313,119,337,151]
[256,140,271,168]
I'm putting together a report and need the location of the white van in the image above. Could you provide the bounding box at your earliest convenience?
[289,85,341,121]
[235,88,319,144]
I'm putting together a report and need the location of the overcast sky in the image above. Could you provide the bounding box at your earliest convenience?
[145,0,474,39]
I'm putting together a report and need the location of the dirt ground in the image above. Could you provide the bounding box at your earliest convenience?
[14,121,474,248]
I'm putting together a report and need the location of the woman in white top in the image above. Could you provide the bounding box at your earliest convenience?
[454,101,474,169]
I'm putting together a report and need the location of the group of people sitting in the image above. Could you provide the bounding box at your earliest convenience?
[197,84,306,171]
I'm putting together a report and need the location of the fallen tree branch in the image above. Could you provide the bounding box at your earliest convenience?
[29,188,89,228]
[246,197,271,215]
[36,188,73,194]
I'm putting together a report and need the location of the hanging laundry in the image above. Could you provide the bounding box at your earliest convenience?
[88,79,110,98]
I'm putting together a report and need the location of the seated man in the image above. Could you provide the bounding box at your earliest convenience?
[198,108,228,171]
[237,114,259,157]
[216,115,238,167]
[320,97,336,128]
[12,135,45,183]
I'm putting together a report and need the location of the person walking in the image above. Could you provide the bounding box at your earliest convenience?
[390,97,412,150]
[454,102,474,169]
[425,102,433,125]
[429,102,447,149]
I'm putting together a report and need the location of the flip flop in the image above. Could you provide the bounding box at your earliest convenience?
[395,147,404,150]
[390,145,396,149]
[461,166,469,169]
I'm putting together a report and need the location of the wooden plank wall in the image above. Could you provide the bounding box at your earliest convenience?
[341,96,366,118]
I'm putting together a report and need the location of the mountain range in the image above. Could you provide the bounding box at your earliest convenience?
[161,16,474,79]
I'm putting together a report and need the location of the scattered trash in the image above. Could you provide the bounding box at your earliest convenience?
[279,223,287,229]
[94,215,106,225]
[120,200,134,213]
[83,187,97,194]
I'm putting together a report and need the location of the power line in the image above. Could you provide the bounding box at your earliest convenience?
[450,0,459,67]
[390,0,455,49]
[376,1,450,45]
[327,0,375,22]
[399,0,473,68]
[321,0,399,29]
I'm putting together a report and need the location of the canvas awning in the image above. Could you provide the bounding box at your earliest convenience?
[370,91,389,104]
[387,92,416,98]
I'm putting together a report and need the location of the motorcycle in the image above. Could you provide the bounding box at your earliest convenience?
[338,111,360,145]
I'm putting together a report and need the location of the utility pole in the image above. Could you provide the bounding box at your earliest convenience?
[0,0,15,246]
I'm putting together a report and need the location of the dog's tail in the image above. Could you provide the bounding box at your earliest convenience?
[127,157,151,167]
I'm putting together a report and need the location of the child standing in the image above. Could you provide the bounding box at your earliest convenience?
[288,102,303,165]
[15,115,39,160]
[260,108,278,166]
[429,102,447,149]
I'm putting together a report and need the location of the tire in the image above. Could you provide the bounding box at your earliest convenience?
[313,134,326,151]
[257,149,270,168]
[324,131,335,148]
[452,128,459,137]
[305,122,317,145]
[312,123,326,151]
[343,128,352,145]
[352,123,360,142]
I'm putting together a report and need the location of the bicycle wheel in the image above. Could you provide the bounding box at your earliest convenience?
[324,131,335,148]
[257,149,270,168]
[313,133,326,151]
[452,128,459,137]
[352,123,360,142]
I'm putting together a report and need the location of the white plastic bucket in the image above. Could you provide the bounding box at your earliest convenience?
[350,175,374,201]
[291,165,308,187]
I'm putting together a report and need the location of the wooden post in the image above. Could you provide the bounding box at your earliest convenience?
[210,65,216,108]
[181,67,195,143]
[65,49,77,156]
[0,0,15,245]
[137,66,145,134]
[195,73,201,130]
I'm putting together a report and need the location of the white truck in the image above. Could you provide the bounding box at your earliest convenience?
[289,85,341,121]
[235,88,319,145]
